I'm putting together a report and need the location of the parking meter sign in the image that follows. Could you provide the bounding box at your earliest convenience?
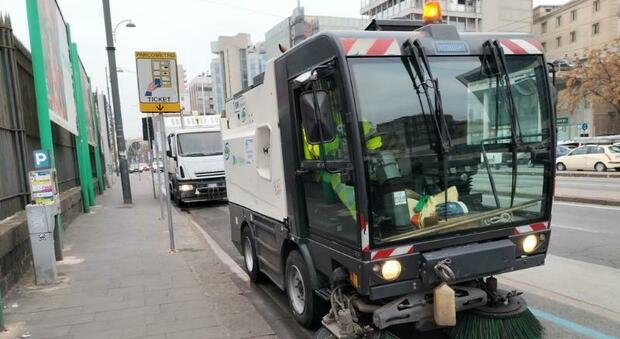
[33,149,51,169]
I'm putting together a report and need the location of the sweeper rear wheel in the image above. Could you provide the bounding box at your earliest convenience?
[446,293,544,339]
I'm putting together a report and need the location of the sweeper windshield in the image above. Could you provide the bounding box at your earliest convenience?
[348,54,553,244]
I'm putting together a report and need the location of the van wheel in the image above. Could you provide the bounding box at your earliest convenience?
[285,250,322,328]
[242,227,262,282]
[594,162,607,172]
[556,162,566,171]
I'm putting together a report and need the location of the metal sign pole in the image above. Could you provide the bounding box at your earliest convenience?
[153,114,164,219]
[159,113,175,252]
[146,119,156,199]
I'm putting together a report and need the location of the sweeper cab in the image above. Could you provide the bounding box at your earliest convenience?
[221,2,556,337]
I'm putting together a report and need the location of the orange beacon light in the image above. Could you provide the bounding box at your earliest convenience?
[423,1,443,25]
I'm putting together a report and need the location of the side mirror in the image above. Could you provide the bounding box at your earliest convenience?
[300,90,335,144]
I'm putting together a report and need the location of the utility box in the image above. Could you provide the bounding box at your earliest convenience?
[26,204,59,284]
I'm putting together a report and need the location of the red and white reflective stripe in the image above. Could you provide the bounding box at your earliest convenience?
[499,39,544,55]
[360,213,370,253]
[371,245,415,261]
[514,222,548,235]
[341,38,401,56]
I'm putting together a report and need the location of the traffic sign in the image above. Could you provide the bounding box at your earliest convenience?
[556,117,569,125]
[135,51,181,113]
[581,122,589,131]
[33,149,51,169]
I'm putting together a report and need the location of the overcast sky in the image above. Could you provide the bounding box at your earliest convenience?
[1,0,569,137]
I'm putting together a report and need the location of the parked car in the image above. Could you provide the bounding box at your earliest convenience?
[139,163,150,172]
[129,164,140,173]
[556,145,620,172]
[556,145,572,157]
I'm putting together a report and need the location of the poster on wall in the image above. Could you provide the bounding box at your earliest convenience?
[79,61,96,145]
[37,0,78,135]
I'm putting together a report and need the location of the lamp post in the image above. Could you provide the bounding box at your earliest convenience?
[102,0,134,204]
[113,19,136,43]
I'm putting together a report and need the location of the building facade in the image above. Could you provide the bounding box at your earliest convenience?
[188,73,215,115]
[532,0,619,61]
[210,34,267,113]
[360,0,533,33]
[177,64,191,114]
[532,0,620,139]
[210,58,225,114]
[265,6,368,61]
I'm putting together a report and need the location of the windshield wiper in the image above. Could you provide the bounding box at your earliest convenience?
[402,39,452,219]
[403,39,452,154]
[482,40,527,207]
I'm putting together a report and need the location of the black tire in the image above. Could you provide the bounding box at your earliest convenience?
[594,162,607,172]
[241,227,262,282]
[556,162,566,171]
[285,250,323,328]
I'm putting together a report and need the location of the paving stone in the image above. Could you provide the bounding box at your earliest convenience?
[2,178,276,339]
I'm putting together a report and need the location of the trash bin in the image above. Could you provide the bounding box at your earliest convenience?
[26,203,59,285]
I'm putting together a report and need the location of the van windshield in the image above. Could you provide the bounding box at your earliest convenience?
[348,55,553,245]
[177,131,223,157]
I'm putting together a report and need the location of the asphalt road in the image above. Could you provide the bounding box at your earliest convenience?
[555,176,620,194]
[180,176,620,339]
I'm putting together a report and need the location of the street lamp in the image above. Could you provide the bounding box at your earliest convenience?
[113,19,136,43]
[102,0,133,204]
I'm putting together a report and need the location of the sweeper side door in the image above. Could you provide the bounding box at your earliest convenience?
[291,66,361,250]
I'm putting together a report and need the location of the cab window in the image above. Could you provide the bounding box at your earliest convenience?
[295,70,359,246]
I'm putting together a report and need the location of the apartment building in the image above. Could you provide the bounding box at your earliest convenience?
[532,0,619,61]
[265,5,368,60]
[360,0,533,33]
[210,34,267,113]
[187,73,214,115]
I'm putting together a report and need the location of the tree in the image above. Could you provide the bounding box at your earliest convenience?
[560,38,620,115]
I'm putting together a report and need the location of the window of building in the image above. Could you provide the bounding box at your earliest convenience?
[556,36,562,47]
[571,10,577,21]
[556,16,562,26]
[570,31,577,42]
[592,22,600,35]
[541,21,547,33]
[593,0,600,12]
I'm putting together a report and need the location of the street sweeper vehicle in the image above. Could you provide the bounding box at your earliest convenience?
[221,3,556,338]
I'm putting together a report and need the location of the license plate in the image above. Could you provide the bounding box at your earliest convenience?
[207,183,218,188]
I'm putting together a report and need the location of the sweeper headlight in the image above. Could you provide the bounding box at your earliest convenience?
[521,235,539,254]
[373,260,402,281]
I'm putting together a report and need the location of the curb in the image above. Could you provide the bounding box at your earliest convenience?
[554,196,620,207]
[557,172,620,178]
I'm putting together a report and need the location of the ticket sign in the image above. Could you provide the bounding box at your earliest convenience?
[135,51,181,113]
[29,169,58,205]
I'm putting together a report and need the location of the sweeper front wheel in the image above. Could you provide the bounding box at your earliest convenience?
[446,294,543,339]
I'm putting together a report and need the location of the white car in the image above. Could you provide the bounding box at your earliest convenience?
[556,145,620,172]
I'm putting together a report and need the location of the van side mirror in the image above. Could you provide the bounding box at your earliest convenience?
[300,90,335,144]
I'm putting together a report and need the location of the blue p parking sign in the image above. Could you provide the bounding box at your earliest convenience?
[33,149,50,169]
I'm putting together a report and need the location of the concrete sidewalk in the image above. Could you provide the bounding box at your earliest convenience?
[1,176,275,339]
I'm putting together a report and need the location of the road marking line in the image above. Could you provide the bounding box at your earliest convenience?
[530,308,617,339]
[551,224,619,235]
[554,201,620,211]
[189,217,250,283]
